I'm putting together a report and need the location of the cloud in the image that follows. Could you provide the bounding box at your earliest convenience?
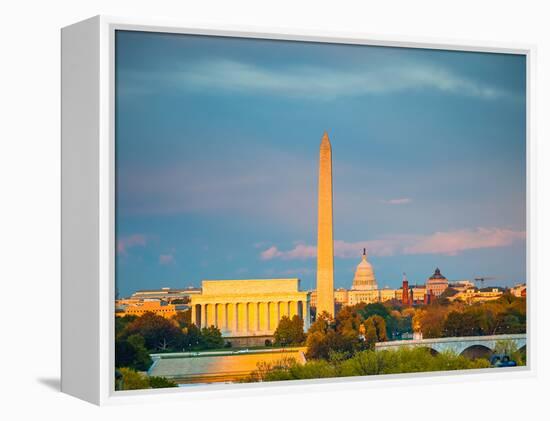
[260,244,316,260]
[117,234,147,255]
[159,254,175,265]
[260,227,525,260]
[121,58,512,102]
[382,198,412,205]
[402,227,526,256]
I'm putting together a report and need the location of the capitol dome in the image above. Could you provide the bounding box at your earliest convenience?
[352,249,378,291]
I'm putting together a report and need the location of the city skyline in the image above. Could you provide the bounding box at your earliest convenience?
[115,31,526,297]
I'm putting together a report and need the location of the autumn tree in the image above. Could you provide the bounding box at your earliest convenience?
[274,315,305,346]
[362,315,387,350]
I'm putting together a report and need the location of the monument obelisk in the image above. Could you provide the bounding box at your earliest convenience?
[316,132,335,318]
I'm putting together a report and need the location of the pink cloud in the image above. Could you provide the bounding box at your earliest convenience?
[260,244,316,260]
[159,254,175,265]
[117,234,147,255]
[382,198,412,205]
[259,227,525,260]
[402,227,526,256]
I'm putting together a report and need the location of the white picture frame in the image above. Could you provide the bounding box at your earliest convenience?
[61,15,535,405]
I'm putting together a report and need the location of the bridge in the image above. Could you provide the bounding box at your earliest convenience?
[375,334,526,358]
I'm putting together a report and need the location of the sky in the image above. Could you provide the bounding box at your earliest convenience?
[115,30,526,298]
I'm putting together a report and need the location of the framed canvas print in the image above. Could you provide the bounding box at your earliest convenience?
[61,16,533,405]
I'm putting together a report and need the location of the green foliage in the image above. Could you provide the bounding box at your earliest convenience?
[115,334,152,370]
[359,302,390,320]
[181,323,202,350]
[116,367,151,391]
[306,306,393,359]
[124,312,184,351]
[115,315,137,338]
[274,315,305,346]
[247,347,491,383]
[171,309,191,328]
[413,293,526,339]
[357,303,397,339]
[494,340,514,355]
[149,376,178,388]
[115,368,177,390]
[115,310,227,357]
[199,326,224,349]
[363,315,387,350]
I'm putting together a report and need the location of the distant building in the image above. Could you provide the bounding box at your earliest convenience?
[334,288,349,305]
[351,249,378,290]
[402,274,411,306]
[309,254,441,308]
[448,287,504,303]
[117,299,186,319]
[189,278,310,345]
[130,287,201,303]
[449,280,475,292]
[410,286,427,303]
[425,268,449,297]
[510,283,526,297]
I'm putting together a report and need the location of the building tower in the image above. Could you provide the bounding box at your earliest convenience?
[401,273,410,306]
[316,132,335,318]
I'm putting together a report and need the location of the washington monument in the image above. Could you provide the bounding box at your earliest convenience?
[316,132,335,318]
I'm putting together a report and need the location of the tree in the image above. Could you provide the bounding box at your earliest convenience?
[305,312,359,360]
[171,309,191,328]
[199,326,224,349]
[115,334,152,370]
[274,315,305,346]
[247,347,491,382]
[358,303,396,339]
[182,323,202,350]
[363,320,378,350]
[360,303,390,320]
[124,312,183,351]
[305,331,331,360]
[115,315,137,338]
[114,368,177,390]
[149,376,177,388]
[414,306,446,338]
[362,315,387,350]
[442,311,464,337]
[309,311,332,334]
[116,368,151,391]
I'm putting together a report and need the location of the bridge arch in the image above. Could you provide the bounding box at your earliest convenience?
[374,334,527,359]
[460,344,492,359]
[420,346,439,356]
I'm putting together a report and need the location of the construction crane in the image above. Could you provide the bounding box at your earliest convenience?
[474,276,496,289]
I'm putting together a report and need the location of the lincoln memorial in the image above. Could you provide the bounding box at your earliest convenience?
[190,279,311,343]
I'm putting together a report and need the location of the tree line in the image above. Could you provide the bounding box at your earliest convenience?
[115,311,225,389]
[244,347,491,382]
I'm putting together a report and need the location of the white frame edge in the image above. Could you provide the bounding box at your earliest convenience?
[60,14,536,406]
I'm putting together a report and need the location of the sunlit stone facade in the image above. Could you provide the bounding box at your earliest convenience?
[425,267,449,297]
[190,279,310,338]
[316,132,335,317]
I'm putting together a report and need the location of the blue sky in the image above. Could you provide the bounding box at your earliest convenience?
[115,30,526,297]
